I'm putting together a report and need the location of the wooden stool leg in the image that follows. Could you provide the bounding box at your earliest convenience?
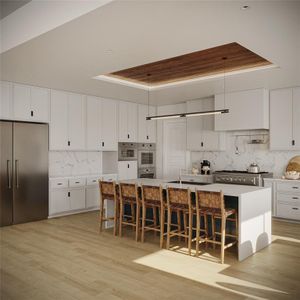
[141,204,146,243]
[183,212,187,244]
[196,210,200,257]
[212,214,216,250]
[153,207,157,236]
[113,199,118,236]
[135,202,140,242]
[235,213,239,242]
[119,201,123,237]
[221,215,226,264]
[177,210,181,241]
[166,208,171,249]
[160,207,164,248]
[204,213,208,250]
[99,198,104,233]
[188,211,192,255]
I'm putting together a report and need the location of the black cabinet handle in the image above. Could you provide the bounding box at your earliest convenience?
[31,110,34,117]
[127,164,129,168]
[201,142,204,147]
[292,140,295,146]
[147,135,149,140]
[102,142,104,147]
[68,141,70,146]
[68,192,70,197]
[127,134,130,139]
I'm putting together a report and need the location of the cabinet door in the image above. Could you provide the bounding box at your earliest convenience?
[127,102,138,142]
[86,187,100,209]
[202,131,221,151]
[68,93,86,150]
[86,96,101,150]
[118,161,129,180]
[292,87,300,149]
[147,106,157,143]
[50,90,69,150]
[270,89,293,150]
[138,104,148,143]
[128,161,138,180]
[31,87,50,122]
[118,101,128,142]
[187,100,203,151]
[70,189,85,210]
[101,98,118,150]
[0,81,13,119]
[50,190,69,215]
[13,83,31,120]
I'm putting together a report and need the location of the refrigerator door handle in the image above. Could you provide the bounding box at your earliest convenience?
[7,160,12,189]
[15,160,19,188]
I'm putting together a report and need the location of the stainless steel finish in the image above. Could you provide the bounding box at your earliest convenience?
[0,121,13,226]
[214,171,273,186]
[247,163,260,174]
[118,142,138,161]
[138,143,156,168]
[0,121,49,227]
[138,167,156,179]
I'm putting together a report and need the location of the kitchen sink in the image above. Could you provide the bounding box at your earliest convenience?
[168,180,211,185]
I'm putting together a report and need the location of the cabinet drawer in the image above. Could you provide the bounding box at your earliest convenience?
[277,193,300,206]
[102,174,118,181]
[277,203,300,220]
[50,178,68,189]
[69,178,86,187]
[277,181,300,193]
[86,176,100,186]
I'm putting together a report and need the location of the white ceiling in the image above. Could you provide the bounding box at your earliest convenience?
[1,0,299,105]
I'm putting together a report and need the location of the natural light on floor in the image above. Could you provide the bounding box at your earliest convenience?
[133,247,288,300]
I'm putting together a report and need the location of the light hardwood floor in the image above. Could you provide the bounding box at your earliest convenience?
[1,212,300,300]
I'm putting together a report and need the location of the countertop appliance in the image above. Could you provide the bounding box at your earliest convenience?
[214,170,273,186]
[0,121,49,226]
[247,163,260,173]
[138,143,156,178]
[118,142,137,161]
[201,160,211,175]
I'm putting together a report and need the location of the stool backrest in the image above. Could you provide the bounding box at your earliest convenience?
[119,183,138,202]
[167,187,191,206]
[99,180,117,201]
[141,185,163,205]
[196,190,224,211]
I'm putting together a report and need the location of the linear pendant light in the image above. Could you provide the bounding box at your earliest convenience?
[146,57,229,121]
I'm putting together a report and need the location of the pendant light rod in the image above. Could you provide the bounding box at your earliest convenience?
[146,109,229,120]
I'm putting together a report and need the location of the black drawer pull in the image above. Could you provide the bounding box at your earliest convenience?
[292,197,299,200]
[93,180,96,182]
[292,187,299,189]
[292,207,299,210]
[57,183,62,185]
[75,181,80,184]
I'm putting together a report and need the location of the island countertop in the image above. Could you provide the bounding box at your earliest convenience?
[119,178,269,197]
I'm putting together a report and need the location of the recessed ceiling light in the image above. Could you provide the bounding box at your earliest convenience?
[241,5,250,10]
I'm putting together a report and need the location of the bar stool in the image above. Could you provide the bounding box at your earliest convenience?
[99,180,119,236]
[141,185,165,248]
[166,187,192,255]
[195,190,238,264]
[119,183,140,241]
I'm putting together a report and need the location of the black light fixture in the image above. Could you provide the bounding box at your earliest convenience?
[146,57,229,121]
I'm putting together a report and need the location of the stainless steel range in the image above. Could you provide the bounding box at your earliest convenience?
[214,170,273,186]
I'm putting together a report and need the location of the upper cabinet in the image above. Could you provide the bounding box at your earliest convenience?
[0,81,13,120]
[50,90,86,150]
[187,98,225,151]
[118,101,138,142]
[215,89,269,131]
[270,87,300,150]
[138,104,156,143]
[86,96,118,151]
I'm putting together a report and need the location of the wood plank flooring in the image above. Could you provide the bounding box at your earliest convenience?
[1,212,300,300]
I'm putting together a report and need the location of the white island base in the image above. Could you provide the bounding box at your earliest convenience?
[119,179,272,261]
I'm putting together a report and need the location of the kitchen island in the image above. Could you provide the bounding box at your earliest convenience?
[119,178,272,261]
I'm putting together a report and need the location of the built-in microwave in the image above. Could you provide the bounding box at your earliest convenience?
[118,143,138,161]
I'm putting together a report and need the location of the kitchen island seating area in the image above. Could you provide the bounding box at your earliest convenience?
[98,180,238,264]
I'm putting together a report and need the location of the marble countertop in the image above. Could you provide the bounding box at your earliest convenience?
[49,173,117,180]
[264,177,300,182]
[119,178,269,197]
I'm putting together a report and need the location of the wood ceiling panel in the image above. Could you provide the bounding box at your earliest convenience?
[108,42,272,85]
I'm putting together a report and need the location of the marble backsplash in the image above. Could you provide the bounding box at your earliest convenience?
[49,151,102,177]
[190,132,299,178]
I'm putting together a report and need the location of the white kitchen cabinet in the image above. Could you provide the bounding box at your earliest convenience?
[49,189,70,215]
[118,101,138,142]
[118,161,137,180]
[264,180,276,216]
[86,187,100,209]
[86,96,118,151]
[138,104,156,143]
[270,87,300,150]
[215,89,269,131]
[50,90,86,150]
[0,81,13,120]
[13,83,50,122]
[187,98,225,151]
[69,188,86,210]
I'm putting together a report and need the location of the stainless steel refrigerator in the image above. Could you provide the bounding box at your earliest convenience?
[0,121,48,226]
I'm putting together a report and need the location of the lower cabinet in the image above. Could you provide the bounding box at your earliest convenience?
[86,187,100,209]
[69,189,86,210]
[118,161,138,180]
